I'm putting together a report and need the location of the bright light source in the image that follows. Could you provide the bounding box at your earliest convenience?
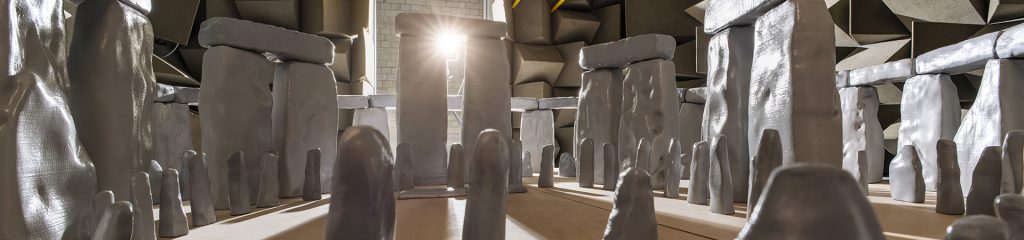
[436,32,467,59]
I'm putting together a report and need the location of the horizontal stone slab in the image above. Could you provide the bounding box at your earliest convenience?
[337,95,369,109]
[703,0,785,34]
[997,24,1024,59]
[836,70,850,88]
[849,59,915,86]
[198,17,335,64]
[539,97,579,110]
[580,34,676,70]
[154,84,200,104]
[369,94,396,108]
[915,32,1000,75]
[395,13,506,38]
[677,87,706,104]
[511,97,539,112]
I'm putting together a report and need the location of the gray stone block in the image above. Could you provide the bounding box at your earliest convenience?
[463,37,512,166]
[337,95,370,109]
[552,10,600,44]
[749,0,841,167]
[353,108,391,141]
[747,129,782,215]
[998,23,1024,59]
[227,152,252,216]
[234,0,300,30]
[836,70,850,88]
[511,0,552,44]
[840,87,884,183]
[325,126,396,240]
[448,144,465,189]
[618,59,680,187]
[937,140,966,215]
[511,43,564,86]
[368,94,397,108]
[256,151,280,207]
[996,194,1024,239]
[303,149,322,201]
[890,146,925,203]
[1003,131,1024,194]
[151,103,194,198]
[199,17,334,64]
[664,139,682,198]
[680,87,707,104]
[603,167,658,240]
[539,145,556,187]
[848,58,915,86]
[398,36,449,185]
[131,172,156,240]
[539,97,578,109]
[463,130,510,239]
[956,60,1024,195]
[555,41,585,87]
[709,135,735,214]
[395,143,414,191]
[511,97,540,112]
[688,141,710,205]
[966,147,1002,216]
[603,143,619,190]
[916,32,999,75]
[93,201,135,240]
[200,46,275,209]
[558,152,577,177]
[580,34,676,70]
[188,152,216,226]
[509,140,528,193]
[703,26,753,202]
[895,74,960,191]
[704,0,785,34]
[522,110,557,173]
[159,169,189,237]
[272,62,339,197]
[579,138,595,188]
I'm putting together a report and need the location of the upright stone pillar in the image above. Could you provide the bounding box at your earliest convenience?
[522,110,556,173]
[620,58,680,187]
[0,1,98,238]
[576,69,623,185]
[69,0,157,201]
[325,126,396,240]
[895,74,961,191]
[748,0,841,167]
[395,33,448,186]
[955,59,1024,194]
[462,25,512,166]
[272,62,339,197]
[703,27,753,201]
[840,86,884,183]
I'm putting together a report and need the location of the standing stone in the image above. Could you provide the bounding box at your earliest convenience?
[189,152,216,226]
[272,62,339,198]
[1,2,97,238]
[937,140,966,215]
[967,147,1003,216]
[579,138,595,188]
[619,58,681,187]
[148,160,162,204]
[463,36,512,169]
[130,172,155,240]
[397,34,448,186]
[840,86,884,183]
[522,110,556,173]
[956,60,1024,195]
[448,144,465,189]
[200,46,275,210]
[558,153,577,177]
[395,143,414,191]
[604,143,619,191]
[93,201,134,240]
[228,152,252,215]
[1003,131,1024,194]
[634,138,652,171]
[704,26,753,203]
[680,103,702,181]
[69,0,156,202]
[748,0,841,167]
[159,169,189,237]
[577,69,623,185]
[895,74,961,191]
[152,103,193,200]
[93,191,116,234]
[509,140,527,193]
[688,141,711,205]
[522,152,533,176]
[945,215,1010,240]
[539,145,556,188]
[603,168,658,240]
[710,136,735,214]
[256,151,280,207]
[890,145,926,203]
[463,130,510,240]
[681,154,691,181]
[747,129,782,216]
[325,126,396,240]
[857,151,870,194]
[996,194,1024,239]
[737,164,884,240]
[663,139,679,197]
[304,149,323,201]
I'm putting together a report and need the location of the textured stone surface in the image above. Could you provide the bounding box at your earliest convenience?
[509,140,527,193]
[398,36,448,186]
[188,152,215,226]
[463,130,510,240]
[93,191,115,233]
[840,86,884,183]
[337,95,370,109]
[511,43,564,86]
[857,151,869,194]
[956,60,1024,195]
[848,58,915,86]
[709,136,735,214]
[704,26,753,203]
[303,149,322,201]
[539,145,556,188]
[619,59,680,187]
[463,37,512,167]
[937,140,966,215]
[93,201,134,240]
[555,42,585,87]
[580,34,675,70]
[510,0,551,44]
[945,215,1009,240]
[511,97,540,111]
[967,147,1002,216]
[634,138,651,171]
[747,129,782,215]
[688,141,711,205]
[539,97,579,110]
[890,146,926,203]
[149,160,163,204]
[325,126,396,240]
[256,152,280,207]
[665,139,682,198]
[353,108,391,141]
[272,62,338,197]
[835,70,850,88]
[996,194,1024,239]
[198,17,334,64]
[558,153,577,177]
[998,24,1024,59]
[131,172,156,240]
[579,138,595,188]
[395,143,414,191]
[703,0,785,34]
[748,0,841,167]
[151,103,192,200]
[1003,131,1024,194]
[895,74,961,191]
[552,10,600,44]
[227,152,252,215]
[737,164,884,239]
[159,169,189,237]
[681,87,707,104]
[603,143,619,190]
[915,32,1000,75]
[69,0,156,202]
[200,46,274,209]
[522,110,556,173]
[576,69,622,185]
[603,167,658,240]
[679,102,703,178]
[448,144,465,189]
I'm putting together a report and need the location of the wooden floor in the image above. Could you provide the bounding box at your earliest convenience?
[161,175,959,240]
